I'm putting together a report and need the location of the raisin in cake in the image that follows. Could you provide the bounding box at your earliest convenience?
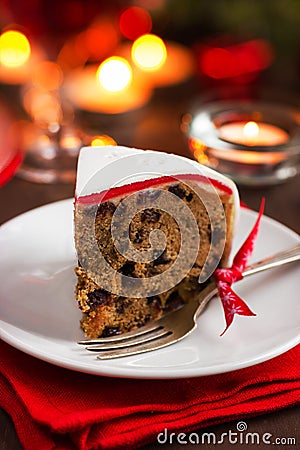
[74,146,239,338]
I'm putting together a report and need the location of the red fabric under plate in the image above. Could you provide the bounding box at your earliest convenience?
[0,341,299,450]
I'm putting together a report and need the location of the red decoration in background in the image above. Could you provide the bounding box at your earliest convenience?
[119,6,152,40]
[214,199,265,335]
[0,151,23,187]
[197,39,274,83]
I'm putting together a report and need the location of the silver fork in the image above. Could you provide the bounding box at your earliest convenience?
[78,244,300,359]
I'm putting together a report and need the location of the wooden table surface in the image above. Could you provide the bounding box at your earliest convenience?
[0,84,299,449]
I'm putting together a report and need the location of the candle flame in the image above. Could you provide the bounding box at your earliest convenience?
[0,30,31,67]
[96,56,132,93]
[131,34,167,71]
[243,121,259,139]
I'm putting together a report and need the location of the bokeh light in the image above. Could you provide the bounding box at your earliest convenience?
[23,87,62,127]
[120,7,152,40]
[199,39,273,80]
[0,30,31,67]
[188,137,209,165]
[60,134,82,151]
[32,61,63,91]
[96,56,132,92]
[131,34,167,71]
[80,18,120,61]
[201,47,236,79]
[58,18,120,70]
[91,135,117,146]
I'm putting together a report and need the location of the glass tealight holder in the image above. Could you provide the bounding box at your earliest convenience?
[182,100,300,186]
[17,85,84,184]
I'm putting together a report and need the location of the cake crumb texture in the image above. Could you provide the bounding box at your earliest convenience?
[75,180,234,338]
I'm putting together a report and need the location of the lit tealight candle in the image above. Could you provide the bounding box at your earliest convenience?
[65,57,152,114]
[184,101,298,184]
[219,120,289,146]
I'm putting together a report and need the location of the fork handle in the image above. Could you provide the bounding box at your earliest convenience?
[242,243,300,277]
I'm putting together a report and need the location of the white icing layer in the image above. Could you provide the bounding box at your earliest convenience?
[75,145,240,228]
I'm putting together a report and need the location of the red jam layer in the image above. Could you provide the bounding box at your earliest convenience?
[75,173,232,205]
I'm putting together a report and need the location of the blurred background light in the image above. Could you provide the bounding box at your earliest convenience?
[57,16,120,70]
[96,56,132,92]
[119,7,152,40]
[23,87,63,128]
[0,30,31,67]
[131,34,167,71]
[32,61,63,90]
[91,135,117,146]
[198,39,273,81]
[79,18,120,62]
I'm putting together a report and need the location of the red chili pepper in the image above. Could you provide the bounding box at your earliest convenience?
[214,199,265,335]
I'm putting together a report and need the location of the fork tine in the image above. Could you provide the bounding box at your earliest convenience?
[78,281,217,347]
[77,322,164,345]
[84,327,171,351]
[96,327,196,360]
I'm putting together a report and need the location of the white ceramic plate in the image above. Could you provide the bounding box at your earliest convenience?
[0,199,299,379]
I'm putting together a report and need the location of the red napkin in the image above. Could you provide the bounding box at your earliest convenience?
[0,340,299,450]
